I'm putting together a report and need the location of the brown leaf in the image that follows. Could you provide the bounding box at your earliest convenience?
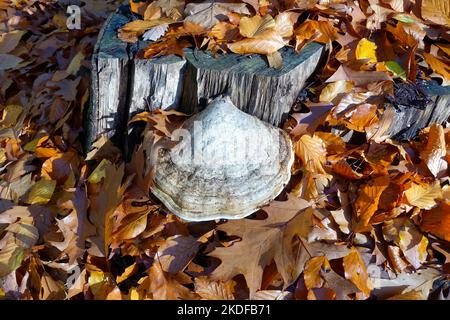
[421,202,450,241]
[194,277,235,300]
[354,176,390,229]
[420,123,447,177]
[343,248,373,297]
[209,195,312,298]
[304,256,330,290]
[157,235,201,274]
[295,134,327,174]
[327,65,391,86]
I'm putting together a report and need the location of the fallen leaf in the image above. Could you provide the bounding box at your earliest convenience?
[295,134,327,174]
[355,38,377,63]
[343,248,373,297]
[404,181,442,210]
[421,202,450,241]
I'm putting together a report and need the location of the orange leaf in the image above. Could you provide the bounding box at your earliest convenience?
[354,176,390,228]
[343,248,373,297]
[421,202,450,241]
[304,256,330,290]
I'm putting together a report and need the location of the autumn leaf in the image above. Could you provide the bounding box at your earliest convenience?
[327,65,391,86]
[156,235,201,274]
[319,81,354,102]
[184,1,250,29]
[343,248,373,297]
[421,0,450,26]
[295,134,327,174]
[148,263,199,300]
[209,195,312,298]
[423,53,450,81]
[383,218,429,268]
[304,256,330,290]
[26,179,56,205]
[238,14,275,38]
[228,30,286,55]
[420,123,447,177]
[356,38,378,63]
[404,181,442,210]
[194,277,235,300]
[421,202,450,241]
[354,176,390,229]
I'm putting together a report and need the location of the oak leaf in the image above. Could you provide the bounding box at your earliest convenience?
[208,195,312,298]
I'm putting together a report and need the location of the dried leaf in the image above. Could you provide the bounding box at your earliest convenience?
[343,248,373,297]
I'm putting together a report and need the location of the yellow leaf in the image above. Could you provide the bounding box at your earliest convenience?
[239,14,275,38]
[404,181,442,210]
[116,263,138,284]
[421,0,450,26]
[0,105,23,128]
[26,179,56,205]
[343,248,373,297]
[304,256,330,290]
[0,237,24,277]
[88,159,112,184]
[295,134,327,174]
[228,30,285,55]
[319,81,354,102]
[423,53,450,81]
[356,38,377,63]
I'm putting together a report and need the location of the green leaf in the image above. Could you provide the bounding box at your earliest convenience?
[88,159,112,184]
[385,61,407,81]
[26,179,56,205]
[0,238,24,277]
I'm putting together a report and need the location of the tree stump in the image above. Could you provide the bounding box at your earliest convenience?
[89,6,450,150]
[369,81,450,140]
[88,7,325,148]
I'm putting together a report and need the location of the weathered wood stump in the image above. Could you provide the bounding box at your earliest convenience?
[88,6,325,148]
[380,82,450,140]
[89,6,450,150]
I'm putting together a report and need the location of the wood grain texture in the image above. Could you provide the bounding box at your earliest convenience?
[90,9,325,149]
[181,44,324,126]
[380,82,450,140]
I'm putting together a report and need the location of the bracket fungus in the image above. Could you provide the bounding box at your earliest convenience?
[150,96,294,221]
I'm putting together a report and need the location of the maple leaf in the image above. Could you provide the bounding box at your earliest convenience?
[208,195,312,298]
